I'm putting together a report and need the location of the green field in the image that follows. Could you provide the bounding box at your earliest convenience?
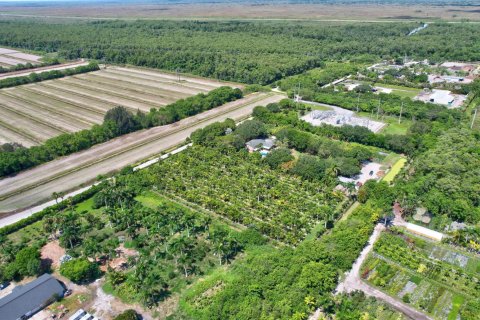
[383,158,407,183]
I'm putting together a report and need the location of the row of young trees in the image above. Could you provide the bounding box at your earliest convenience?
[0,61,99,89]
[0,86,242,177]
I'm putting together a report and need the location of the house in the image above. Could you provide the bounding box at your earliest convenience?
[0,273,65,320]
[245,138,276,152]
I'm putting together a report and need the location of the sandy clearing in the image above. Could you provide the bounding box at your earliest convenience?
[0,123,38,147]
[79,73,187,102]
[117,66,242,89]
[0,93,91,132]
[66,76,169,108]
[0,60,88,80]
[0,92,285,214]
[41,240,66,270]
[5,52,41,63]
[107,67,219,92]
[0,55,25,66]
[29,84,115,114]
[101,69,206,95]
[51,79,154,112]
[0,48,17,55]
[0,104,64,141]
[92,72,195,101]
[5,88,102,125]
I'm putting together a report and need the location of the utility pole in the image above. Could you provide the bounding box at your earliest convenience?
[471,108,478,129]
[377,99,381,119]
[399,102,403,124]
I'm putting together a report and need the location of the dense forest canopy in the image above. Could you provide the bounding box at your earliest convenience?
[0,19,479,84]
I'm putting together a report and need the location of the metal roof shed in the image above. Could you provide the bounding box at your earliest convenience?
[0,273,64,320]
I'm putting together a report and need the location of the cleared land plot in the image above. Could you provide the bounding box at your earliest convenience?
[0,47,42,68]
[0,56,26,67]
[5,52,42,62]
[0,66,237,146]
[3,88,102,125]
[101,69,210,95]
[0,92,285,214]
[0,92,92,132]
[114,66,235,90]
[82,72,191,102]
[49,79,154,112]
[0,104,64,141]
[65,76,170,108]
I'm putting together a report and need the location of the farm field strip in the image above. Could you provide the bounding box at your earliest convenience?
[5,52,41,63]
[0,122,38,147]
[0,56,25,66]
[79,73,188,102]
[28,84,115,115]
[101,69,207,95]
[88,73,192,101]
[0,95,88,133]
[0,104,64,141]
[118,66,237,89]
[106,68,217,92]
[3,89,101,125]
[50,79,153,112]
[0,92,285,214]
[65,76,170,107]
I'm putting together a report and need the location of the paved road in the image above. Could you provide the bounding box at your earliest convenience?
[0,92,284,215]
[334,223,433,320]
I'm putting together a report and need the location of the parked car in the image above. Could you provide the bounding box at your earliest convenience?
[0,282,10,290]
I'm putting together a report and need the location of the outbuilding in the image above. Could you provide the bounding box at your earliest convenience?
[0,273,65,320]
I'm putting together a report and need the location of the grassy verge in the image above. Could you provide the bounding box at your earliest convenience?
[383,158,407,183]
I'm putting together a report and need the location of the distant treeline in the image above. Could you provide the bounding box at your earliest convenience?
[0,20,479,84]
[0,62,99,89]
[0,86,242,177]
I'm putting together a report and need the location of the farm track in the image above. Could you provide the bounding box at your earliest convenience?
[0,93,90,132]
[2,89,99,126]
[101,69,206,95]
[0,92,285,214]
[107,68,216,92]
[65,76,168,108]
[79,73,188,102]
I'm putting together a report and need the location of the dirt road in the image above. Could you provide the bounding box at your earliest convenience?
[334,223,433,320]
[0,92,284,214]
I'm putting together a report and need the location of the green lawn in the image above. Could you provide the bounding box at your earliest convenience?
[447,294,464,320]
[374,83,422,99]
[135,191,165,209]
[383,158,407,183]
[358,111,412,135]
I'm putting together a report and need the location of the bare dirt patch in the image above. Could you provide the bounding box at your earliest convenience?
[41,240,66,270]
